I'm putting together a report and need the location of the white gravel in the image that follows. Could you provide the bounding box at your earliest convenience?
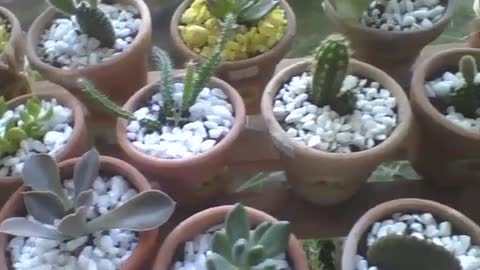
[426,71,480,132]
[127,83,234,159]
[356,212,480,270]
[273,73,398,153]
[361,0,446,31]
[38,3,141,69]
[0,99,73,177]
[8,175,139,270]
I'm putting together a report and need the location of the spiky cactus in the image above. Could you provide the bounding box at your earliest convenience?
[310,34,356,116]
[367,235,461,270]
[449,55,480,118]
[47,0,115,47]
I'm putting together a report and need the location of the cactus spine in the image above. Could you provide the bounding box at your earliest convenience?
[449,55,480,118]
[311,34,355,116]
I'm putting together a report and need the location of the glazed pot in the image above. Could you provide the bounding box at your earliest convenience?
[261,59,412,205]
[170,0,296,114]
[0,6,30,101]
[153,205,309,270]
[0,91,88,205]
[409,48,480,186]
[342,198,480,270]
[116,73,246,207]
[0,155,159,270]
[323,0,455,88]
[26,0,152,121]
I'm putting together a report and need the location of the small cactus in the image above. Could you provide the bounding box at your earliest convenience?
[448,55,480,118]
[310,34,356,116]
[367,235,461,270]
[47,0,115,47]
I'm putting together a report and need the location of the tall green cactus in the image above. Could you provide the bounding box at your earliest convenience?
[449,55,480,118]
[47,0,115,47]
[311,34,356,116]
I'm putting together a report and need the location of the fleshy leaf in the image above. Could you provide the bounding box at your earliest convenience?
[39,106,54,121]
[23,191,67,224]
[5,127,28,145]
[75,190,94,209]
[252,222,272,243]
[239,0,279,24]
[232,238,248,266]
[5,118,16,132]
[26,98,42,118]
[0,217,68,240]
[206,253,237,270]
[86,190,175,233]
[257,221,290,258]
[47,0,77,14]
[211,230,232,261]
[56,206,88,238]
[225,204,250,244]
[73,148,100,200]
[247,245,266,266]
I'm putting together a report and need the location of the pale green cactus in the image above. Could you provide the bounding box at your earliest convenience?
[0,148,176,240]
[448,55,480,118]
[46,0,115,47]
[367,235,461,270]
[311,34,356,116]
[206,203,290,270]
[205,0,279,24]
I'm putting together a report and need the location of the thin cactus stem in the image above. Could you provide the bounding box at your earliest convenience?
[152,46,175,119]
[181,62,197,116]
[460,55,478,86]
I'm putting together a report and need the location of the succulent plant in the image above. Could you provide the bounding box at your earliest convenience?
[302,239,336,270]
[310,34,356,116]
[81,13,236,130]
[206,203,290,270]
[0,17,10,53]
[367,235,461,270]
[0,148,176,240]
[46,0,115,47]
[448,55,480,118]
[205,0,279,24]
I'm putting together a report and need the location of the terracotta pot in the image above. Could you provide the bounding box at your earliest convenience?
[469,21,480,48]
[342,198,480,270]
[409,48,480,186]
[261,59,412,205]
[26,0,152,121]
[323,0,455,88]
[116,73,246,207]
[0,6,30,101]
[0,155,160,270]
[153,205,309,270]
[170,0,297,114]
[0,91,88,205]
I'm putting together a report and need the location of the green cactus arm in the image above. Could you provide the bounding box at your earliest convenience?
[460,55,478,86]
[181,62,197,116]
[46,0,77,15]
[448,85,480,118]
[75,3,115,48]
[152,47,175,119]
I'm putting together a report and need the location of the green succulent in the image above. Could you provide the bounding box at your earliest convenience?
[0,17,10,53]
[206,203,290,270]
[448,55,480,118]
[367,235,461,270]
[302,239,336,270]
[81,13,236,131]
[0,148,176,240]
[46,0,115,47]
[310,34,356,116]
[205,0,279,24]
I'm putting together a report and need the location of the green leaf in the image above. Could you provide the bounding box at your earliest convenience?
[40,106,54,122]
[5,118,17,132]
[0,217,68,240]
[247,245,266,266]
[5,127,28,146]
[0,96,7,118]
[152,47,175,119]
[23,190,67,224]
[239,0,279,24]
[73,148,99,200]
[20,110,33,123]
[232,239,248,266]
[56,206,89,238]
[211,231,232,261]
[252,222,272,243]
[47,0,77,14]
[257,221,290,258]
[225,204,250,244]
[334,0,371,24]
[206,253,237,270]
[75,190,94,209]
[26,98,42,118]
[205,0,238,20]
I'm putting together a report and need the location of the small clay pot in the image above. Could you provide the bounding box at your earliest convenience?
[261,60,412,205]
[410,48,480,186]
[116,73,246,207]
[0,91,88,205]
[170,0,296,114]
[0,156,160,270]
[323,0,455,88]
[153,205,309,270]
[342,198,480,270]
[26,0,152,121]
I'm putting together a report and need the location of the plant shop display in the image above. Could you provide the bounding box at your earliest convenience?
[171,0,296,113]
[153,204,309,270]
[0,148,176,270]
[323,0,455,87]
[342,199,480,270]
[261,34,412,205]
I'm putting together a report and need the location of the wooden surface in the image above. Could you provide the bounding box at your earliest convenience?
[30,42,480,240]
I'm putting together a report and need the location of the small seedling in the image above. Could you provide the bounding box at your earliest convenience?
[448,55,480,118]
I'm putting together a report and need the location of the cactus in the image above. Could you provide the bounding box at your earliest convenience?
[302,239,336,270]
[367,235,461,270]
[205,0,279,24]
[448,55,480,118]
[46,0,115,47]
[0,148,176,240]
[206,203,290,270]
[310,34,356,116]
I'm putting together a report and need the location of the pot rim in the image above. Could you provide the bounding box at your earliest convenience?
[25,0,152,76]
[341,198,480,270]
[169,0,297,67]
[116,73,246,167]
[153,204,309,270]
[0,6,22,55]
[323,0,456,36]
[0,91,86,184]
[261,59,412,160]
[410,47,480,140]
[0,6,24,71]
